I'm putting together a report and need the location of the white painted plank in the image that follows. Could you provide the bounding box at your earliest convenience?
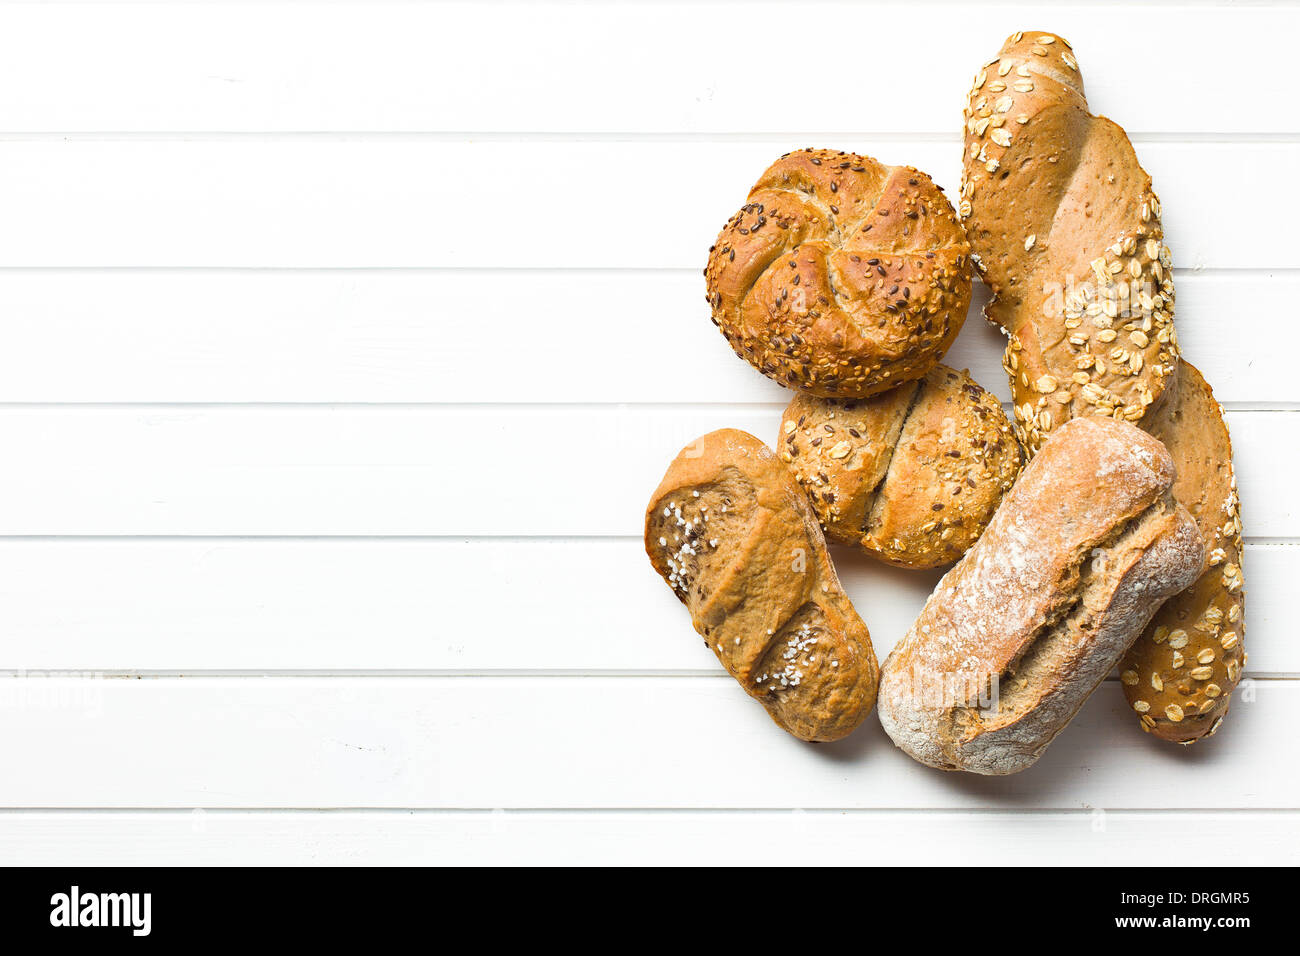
[0,140,1292,268]
[0,407,1288,536]
[0,0,1286,848]
[0,538,1289,674]
[0,4,1294,134]
[0,676,1291,809]
[0,270,1285,405]
[0,809,1292,866]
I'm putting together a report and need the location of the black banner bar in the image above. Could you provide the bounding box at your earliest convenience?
[0,866,1279,943]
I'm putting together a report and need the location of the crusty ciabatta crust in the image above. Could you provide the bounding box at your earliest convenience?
[1120,362,1245,743]
[959,31,1179,454]
[645,429,879,742]
[877,417,1203,774]
[705,149,971,399]
[779,365,1023,569]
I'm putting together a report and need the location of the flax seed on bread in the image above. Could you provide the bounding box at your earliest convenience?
[706,149,971,399]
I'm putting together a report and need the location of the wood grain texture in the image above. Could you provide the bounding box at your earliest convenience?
[0,538,1291,675]
[0,407,1288,535]
[0,0,1293,862]
[0,140,1292,268]
[0,810,1294,866]
[0,676,1289,809]
[0,3,1294,133]
[0,270,1291,405]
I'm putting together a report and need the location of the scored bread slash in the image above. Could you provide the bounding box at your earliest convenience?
[877,417,1204,775]
[644,429,878,742]
[1119,362,1245,744]
[705,148,971,399]
[780,364,1022,569]
[960,31,1178,454]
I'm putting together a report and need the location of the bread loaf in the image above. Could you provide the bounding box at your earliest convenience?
[645,429,879,741]
[705,148,971,398]
[779,364,1022,569]
[1119,362,1245,743]
[960,31,1179,453]
[878,417,1203,774]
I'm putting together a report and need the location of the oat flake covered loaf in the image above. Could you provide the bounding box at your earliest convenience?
[705,149,972,399]
[1119,363,1245,743]
[960,31,1179,453]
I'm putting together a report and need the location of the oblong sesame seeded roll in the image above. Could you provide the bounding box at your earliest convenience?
[645,429,879,742]
[779,364,1023,569]
[959,31,1179,454]
[1119,363,1245,743]
[704,148,972,399]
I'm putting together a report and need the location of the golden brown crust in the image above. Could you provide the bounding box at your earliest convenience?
[705,149,972,398]
[877,416,1204,774]
[779,365,1022,568]
[644,429,878,741]
[780,380,918,549]
[1119,363,1245,743]
[960,31,1179,453]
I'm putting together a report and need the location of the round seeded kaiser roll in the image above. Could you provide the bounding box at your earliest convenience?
[705,149,972,398]
[779,364,1023,569]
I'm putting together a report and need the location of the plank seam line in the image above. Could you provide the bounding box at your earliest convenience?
[0,266,1289,277]
[0,401,1290,411]
[0,534,1292,544]
[1,671,1295,680]
[0,806,1295,815]
[0,131,1298,145]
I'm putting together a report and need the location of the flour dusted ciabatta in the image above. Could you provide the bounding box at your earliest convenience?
[960,31,1179,453]
[705,149,971,398]
[1119,363,1245,743]
[779,365,1022,569]
[878,417,1203,774]
[645,429,879,741]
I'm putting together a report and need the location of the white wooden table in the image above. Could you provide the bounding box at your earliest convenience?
[0,1,1296,865]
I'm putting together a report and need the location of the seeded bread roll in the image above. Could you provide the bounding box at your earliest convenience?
[878,417,1204,774]
[705,148,972,398]
[645,429,879,741]
[779,364,1022,569]
[959,31,1179,454]
[1119,363,1244,743]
